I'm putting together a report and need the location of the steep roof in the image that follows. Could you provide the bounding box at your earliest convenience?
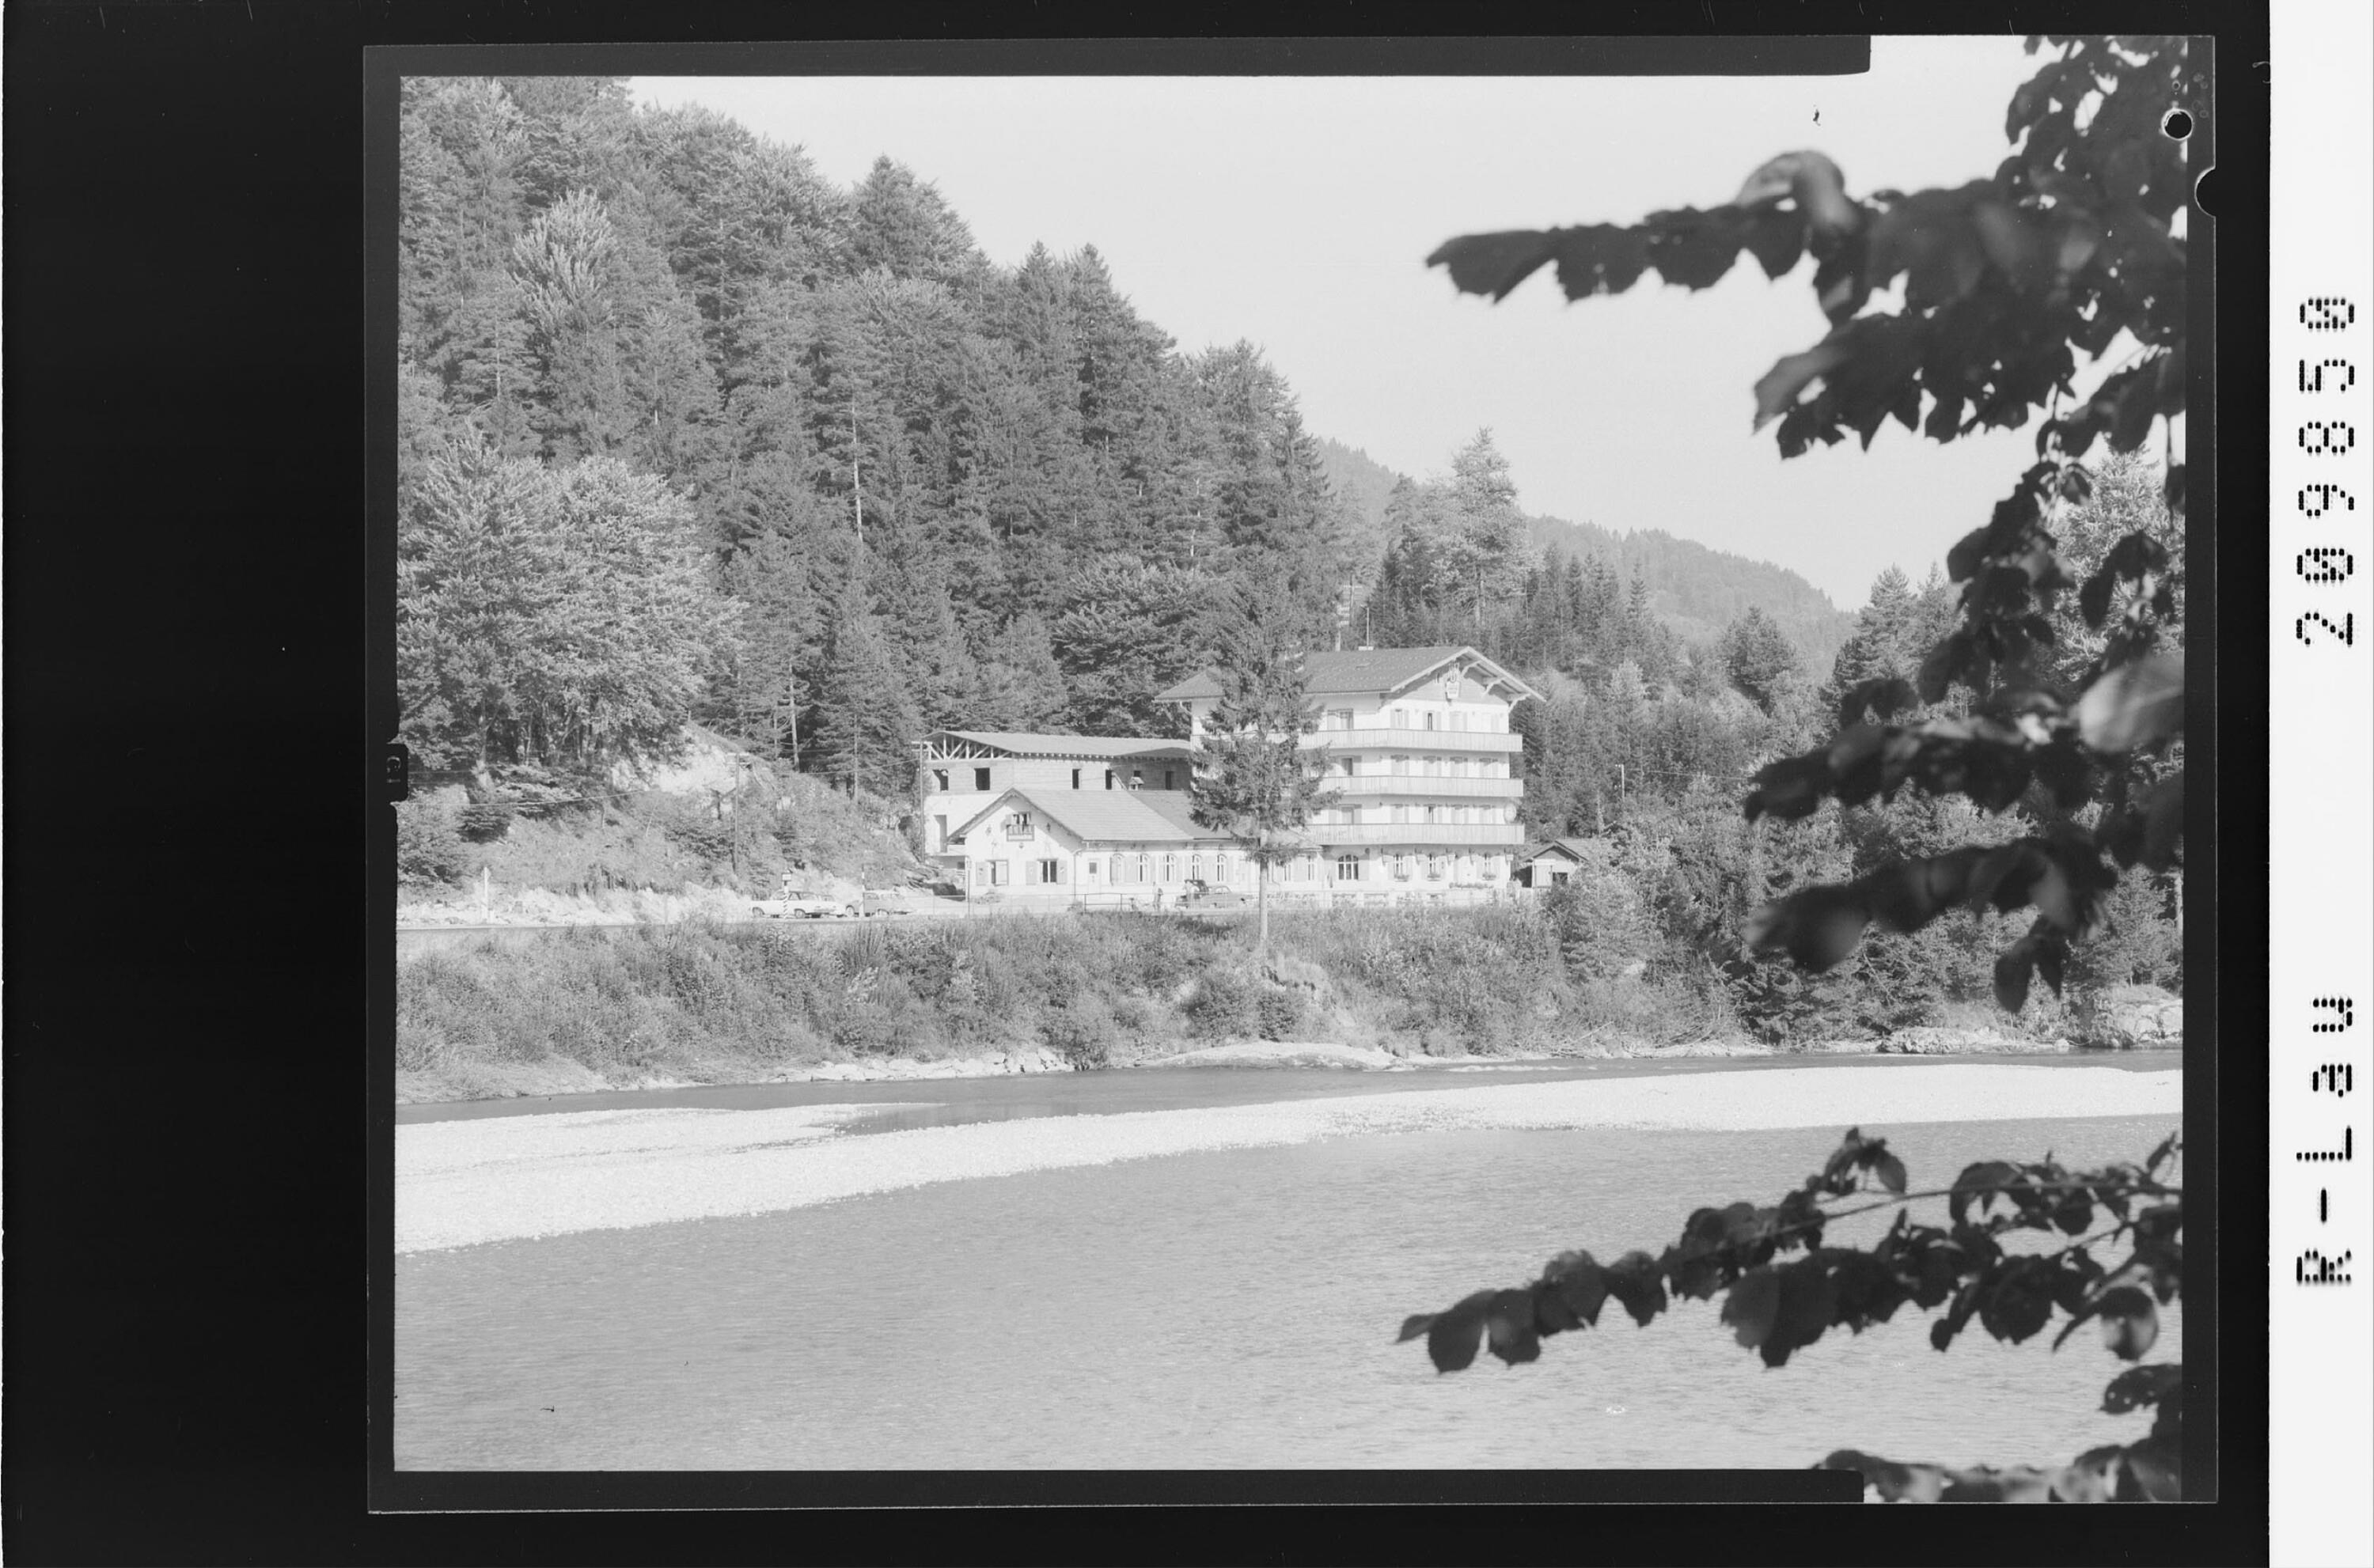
[1155,646,1540,704]
[1516,836,1602,865]
[929,729,1193,761]
[949,787,1239,846]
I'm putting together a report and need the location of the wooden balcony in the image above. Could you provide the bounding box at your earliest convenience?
[1326,774,1523,799]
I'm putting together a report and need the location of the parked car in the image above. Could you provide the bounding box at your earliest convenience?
[750,892,860,920]
[860,889,916,917]
[1178,881,1246,910]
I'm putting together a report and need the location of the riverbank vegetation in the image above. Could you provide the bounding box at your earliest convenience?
[396,876,2173,1101]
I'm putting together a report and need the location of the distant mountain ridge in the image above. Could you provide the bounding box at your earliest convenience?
[1316,437,1855,672]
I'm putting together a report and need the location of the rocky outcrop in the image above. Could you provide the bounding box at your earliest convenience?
[2079,984,2182,1048]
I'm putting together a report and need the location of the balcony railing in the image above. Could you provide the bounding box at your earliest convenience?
[1299,822,1525,847]
[1304,726,1523,754]
[1323,774,1523,798]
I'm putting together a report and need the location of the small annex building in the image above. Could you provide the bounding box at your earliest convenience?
[943,786,1246,907]
[1511,837,1601,889]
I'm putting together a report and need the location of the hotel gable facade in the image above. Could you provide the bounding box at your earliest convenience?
[916,646,1538,909]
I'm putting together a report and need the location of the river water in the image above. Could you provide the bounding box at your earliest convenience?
[395,1057,2181,1471]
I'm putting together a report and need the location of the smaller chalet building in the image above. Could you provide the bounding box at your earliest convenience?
[944,787,1244,907]
[916,730,1195,859]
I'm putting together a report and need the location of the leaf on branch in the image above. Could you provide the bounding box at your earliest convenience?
[1950,1161,2020,1227]
[1424,230,1559,302]
[1746,885,1872,972]
[1420,1290,1496,1372]
[2118,1432,2182,1500]
[1551,223,1653,299]
[1752,336,1854,431]
[2138,775,2183,869]
[1483,1288,1542,1365]
[1763,1257,1839,1366]
[1978,1257,2056,1344]
[1742,206,1808,279]
[2074,649,2182,753]
[1601,1250,1671,1327]
[1724,1265,1781,1350]
[2095,1286,2160,1360]
[1993,942,2036,1011]
[1837,676,1917,729]
[1873,1152,1909,1195]
[1743,753,1831,822]
[1538,1248,1609,1329]
[2101,1362,2182,1415]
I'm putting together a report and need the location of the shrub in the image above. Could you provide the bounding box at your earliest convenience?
[1255,987,1303,1042]
[1041,997,1117,1069]
[1184,966,1257,1040]
[456,800,516,843]
[395,797,468,887]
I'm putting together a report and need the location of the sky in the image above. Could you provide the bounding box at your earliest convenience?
[634,40,2156,612]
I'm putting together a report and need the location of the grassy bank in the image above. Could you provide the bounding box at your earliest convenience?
[394,903,2122,1101]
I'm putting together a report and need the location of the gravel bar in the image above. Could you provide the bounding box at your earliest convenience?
[396,1063,2181,1254]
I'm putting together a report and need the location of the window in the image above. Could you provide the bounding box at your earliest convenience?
[1347,805,1363,826]
[1329,708,1354,731]
[1131,769,1144,790]
[1071,767,1083,789]
[1033,859,1063,884]
[1390,805,1408,824]
[1215,854,1231,882]
[1390,854,1410,880]
[1189,854,1204,882]
[1424,710,1437,731]
[1105,769,1116,790]
[931,769,950,792]
[1006,810,1034,839]
[1336,855,1363,882]
[1162,853,1178,882]
[1425,805,1441,824]
[1392,755,1409,775]
[933,814,948,850]
[1087,859,1102,879]
[973,767,992,791]
[1393,707,1408,729]
[988,859,1011,886]
[1427,854,1447,881]
[1164,769,1177,790]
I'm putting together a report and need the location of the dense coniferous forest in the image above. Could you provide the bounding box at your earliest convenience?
[401,77,1868,824]
[394,74,2178,1048]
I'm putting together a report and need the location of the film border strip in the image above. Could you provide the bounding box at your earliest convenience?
[2272,2,2372,1562]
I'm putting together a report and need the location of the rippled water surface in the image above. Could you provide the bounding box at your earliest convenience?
[396,1081,2179,1471]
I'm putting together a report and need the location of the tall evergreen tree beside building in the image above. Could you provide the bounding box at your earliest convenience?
[1189,580,1341,948]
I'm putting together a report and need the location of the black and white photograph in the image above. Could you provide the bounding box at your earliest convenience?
[385,36,2202,1497]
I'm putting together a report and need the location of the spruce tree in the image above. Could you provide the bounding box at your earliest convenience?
[1189,580,1341,949]
[813,571,923,799]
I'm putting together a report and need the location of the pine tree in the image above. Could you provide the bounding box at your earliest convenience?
[1189,579,1341,948]
[1051,561,1219,734]
[813,570,923,798]
[1719,606,1803,716]
[971,612,1070,730]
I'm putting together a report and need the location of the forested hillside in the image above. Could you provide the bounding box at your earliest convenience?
[396,77,1909,843]
[1318,437,1853,671]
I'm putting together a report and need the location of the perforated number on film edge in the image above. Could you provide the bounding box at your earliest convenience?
[2297,301,2362,648]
